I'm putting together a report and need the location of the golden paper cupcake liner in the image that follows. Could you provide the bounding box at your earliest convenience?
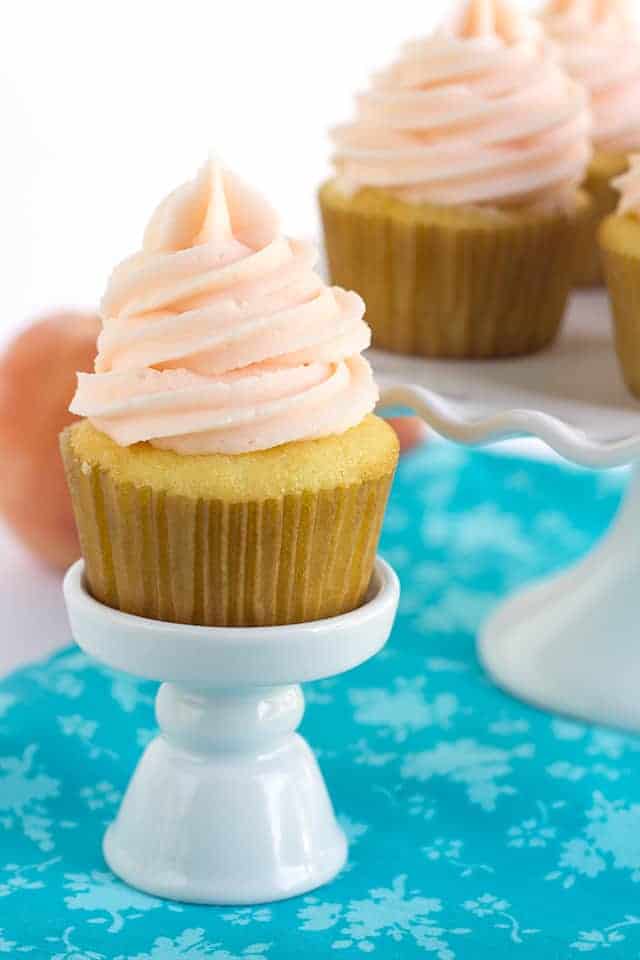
[601,220,640,398]
[574,153,629,288]
[320,182,591,359]
[61,431,394,627]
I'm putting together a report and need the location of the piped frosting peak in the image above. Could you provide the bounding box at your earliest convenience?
[331,0,591,209]
[70,159,377,455]
[447,0,533,42]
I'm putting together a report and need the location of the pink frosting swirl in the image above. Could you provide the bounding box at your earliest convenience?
[542,0,640,154]
[331,0,591,208]
[613,154,640,216]
[70,160,377,454]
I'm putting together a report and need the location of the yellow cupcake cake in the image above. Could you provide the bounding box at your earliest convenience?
[541,0,640,287]
[600,155,640,398]
[320,0,592,359]
[62,159,398,626]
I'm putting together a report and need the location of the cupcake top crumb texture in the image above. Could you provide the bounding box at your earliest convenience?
[70,159,378,455]
[330,0,591,210]
[64,415,399,501]
[541,0,640,154]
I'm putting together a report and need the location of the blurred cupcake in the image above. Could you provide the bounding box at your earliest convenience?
[320,0,592,360]
[600,156,640,397]
[541,0,640,286]
[62,159,399,627]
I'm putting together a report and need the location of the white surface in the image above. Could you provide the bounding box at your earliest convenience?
[0,522,69,676]
[63,557,399,905]
[374,292,640,731]
[0,0,540,344]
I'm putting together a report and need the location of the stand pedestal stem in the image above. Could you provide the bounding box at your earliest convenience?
[479,462,640,731]
[103,681,346,904]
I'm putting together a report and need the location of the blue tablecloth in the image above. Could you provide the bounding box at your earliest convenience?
[0,443,636,959]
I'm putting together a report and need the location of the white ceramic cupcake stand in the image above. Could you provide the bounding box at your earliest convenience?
[374,291,640,734]
[64,556,399,905]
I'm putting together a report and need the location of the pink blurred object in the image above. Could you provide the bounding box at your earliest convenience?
[387,416,429,455]
[0,311,100,571]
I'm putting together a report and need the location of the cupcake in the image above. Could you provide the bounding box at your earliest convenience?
[541,0,640,287]
[61,159,399,627]
[600,155,640,397]
[320,0,592,359]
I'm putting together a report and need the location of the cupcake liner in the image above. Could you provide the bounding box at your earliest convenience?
[61,431,394,627]
[320,182,590,359]
[575,153,629,288]
[601,219,640,398]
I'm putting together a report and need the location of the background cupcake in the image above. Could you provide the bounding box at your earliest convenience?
[62,159,398,627]
[541,0,640,287]
[320,0,592,360]
[600,155,640,397]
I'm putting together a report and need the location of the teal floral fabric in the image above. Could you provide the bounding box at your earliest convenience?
[0,443,636,959]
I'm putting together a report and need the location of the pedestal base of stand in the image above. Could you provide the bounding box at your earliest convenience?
[102,722,347,905]
[478,466,640,733]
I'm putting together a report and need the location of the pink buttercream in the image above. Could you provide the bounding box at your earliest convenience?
[70,160,377,454]
[542,0,640,154]
[613,154,640,216]
[331,0,591,208]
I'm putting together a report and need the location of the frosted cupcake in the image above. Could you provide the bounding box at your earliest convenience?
[600,156,640,397]
[62,159,399,627]
[541,0,640,286]
[320,0,592,359]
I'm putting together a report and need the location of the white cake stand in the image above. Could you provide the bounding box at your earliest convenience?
[374,291,640,733]
[63,557,399,905]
